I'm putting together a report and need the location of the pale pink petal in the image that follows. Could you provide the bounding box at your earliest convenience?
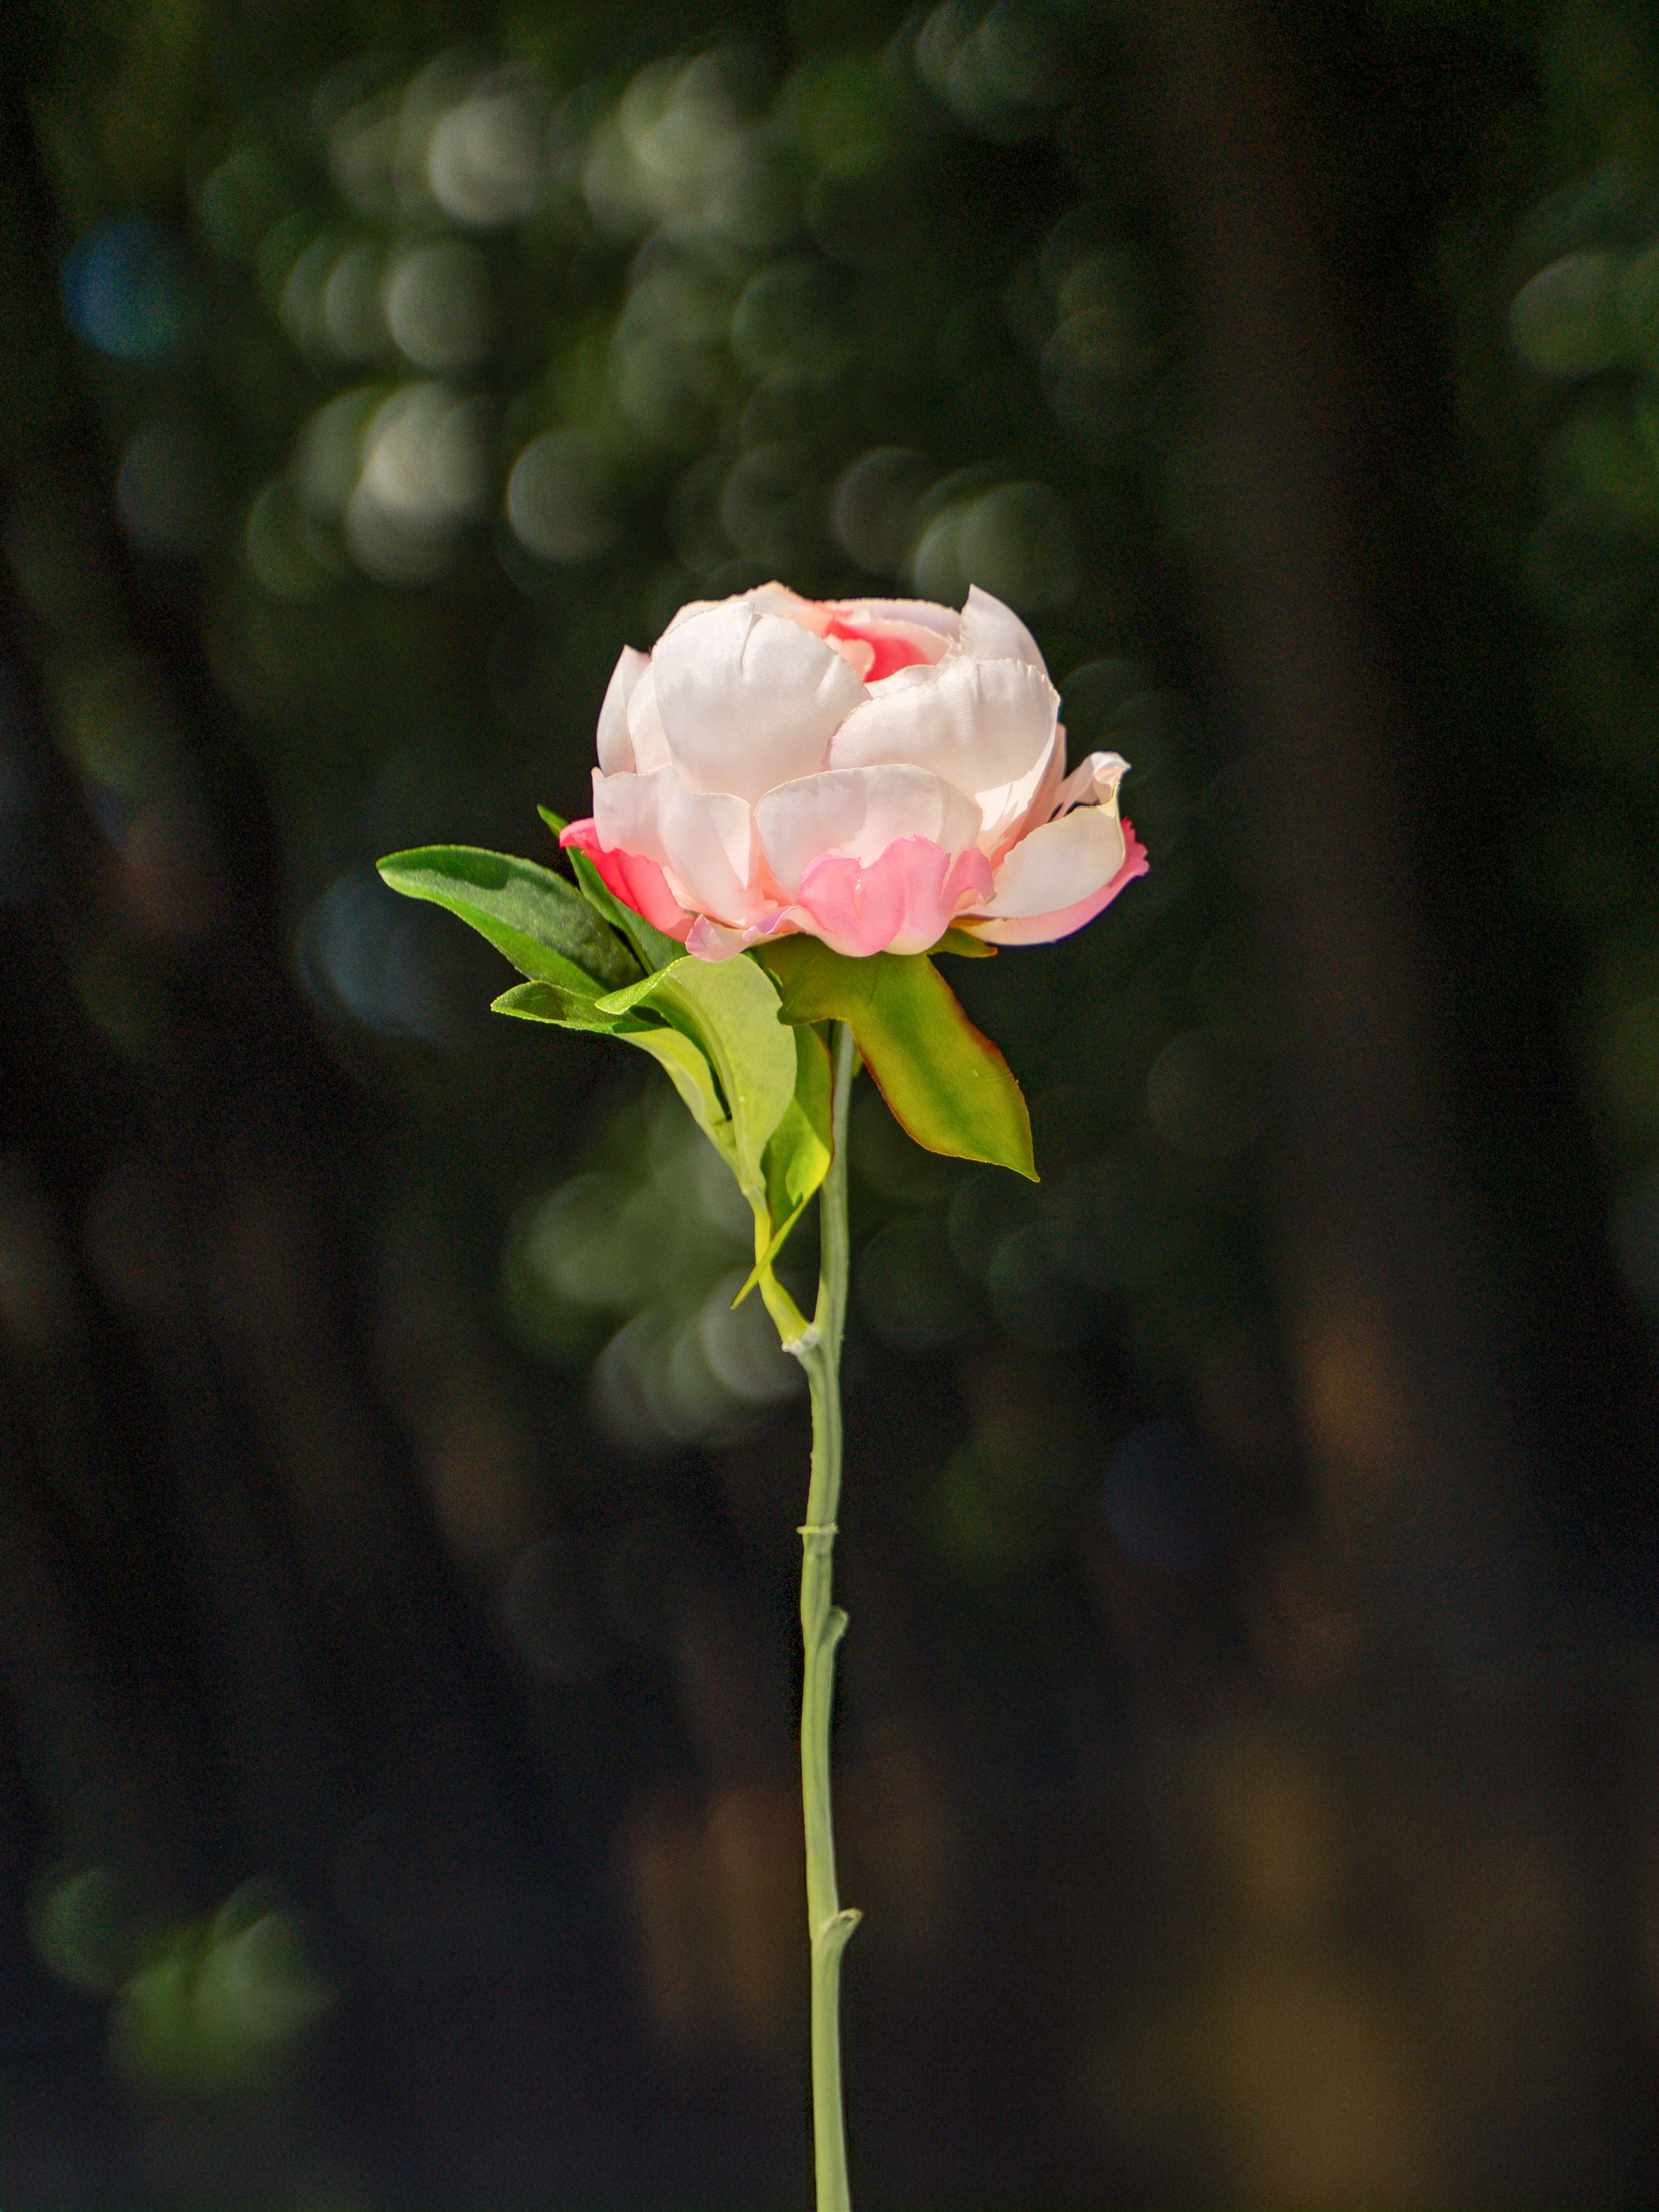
[826,656,1057,840]
[651,599,867,802]
[830,595,961,643]
[754,764,982,899]
[797,838,995,959]
[1048,748,1128,820]
[625,667,672,774]
[659,779,766,925]
[993,722,1068,858]
[975,796,1127,918]
[970,821,1148,945]
[685,907,797,961]
[591,764,769,926]
[823,608,951,681]
[956,583,1047,671]
[559,815,693,939]
[826,631,877,680]
[597,646,649,775]
[591,764,668,864]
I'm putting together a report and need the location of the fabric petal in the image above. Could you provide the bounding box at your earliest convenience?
[651,599,867,802]
[826,655,1057,842]
[956,583,1047,671]
[685,908,797,961]
[971,821,1148,945]
[596,646,649,775]
[592,764,766,926]
[559,815,692,939]
[1048,748,1128,820]
[975,795,1130,919]
[660,779,766,925]
[754,764,982,899]
[797,837,994,959]
[822,607,953,681]
[832,595,961,643]
[625,666,672,775]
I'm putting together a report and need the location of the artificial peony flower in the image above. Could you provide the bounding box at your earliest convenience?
[559,581,1148,961]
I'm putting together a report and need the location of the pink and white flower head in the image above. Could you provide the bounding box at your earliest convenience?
[560,582,1148,961]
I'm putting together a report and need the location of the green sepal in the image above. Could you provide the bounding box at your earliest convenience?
[930,926,998,959]
[377,845,640,994]
[756,939,1036,1181]
[537,804,682,973]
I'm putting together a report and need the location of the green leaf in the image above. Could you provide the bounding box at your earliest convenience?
[735,1022,833,1303]
[537,805,682,973]
[490,981,637,1033]
[616,1025,740,1177]
[378,845,640,994]
[931,926,998,959]
[756,939,1035,1180]
[595,954,798,1206]
[491,931,824,1312]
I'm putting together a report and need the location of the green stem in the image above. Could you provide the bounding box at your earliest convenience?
[788,1020,859,2212]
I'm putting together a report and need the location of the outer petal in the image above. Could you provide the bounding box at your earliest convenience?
[956,583,1047,671]
[626,666,672,774]
[650,599,868,802]
[659,777,766,924]
[1049,748,1128,819]
[796,837,994,958]
[826,656,1057,846]
[592,764,767,926]
[971,821,1148,945]
[559,815,692,938]
[754,764,982,898]
[597,646,649,775]
[976,796,1127,918]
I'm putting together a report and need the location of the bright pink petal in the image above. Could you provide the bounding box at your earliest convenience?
[795,836,994,959]
[970,820,1148,946]
[559,817,692,940]
[823,611,947,681]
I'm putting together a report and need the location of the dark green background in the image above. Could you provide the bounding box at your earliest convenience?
[2,2,1657,2204]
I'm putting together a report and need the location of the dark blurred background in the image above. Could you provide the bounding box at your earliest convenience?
[2,0,1658,2203]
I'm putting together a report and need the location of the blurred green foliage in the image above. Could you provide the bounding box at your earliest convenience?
[7,0,1659,2203]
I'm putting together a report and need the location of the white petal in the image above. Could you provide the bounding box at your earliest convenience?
[975,721,1068,853]
[755,765,981,898]
[825,655,1057,842]
[661,778,765,923]
[592,764,669,864]
[956,583,1047,671]
[650,600,867,802]
[832,595,961,642]
[626,667,672,773]
[975,796,1127,918]
[593,765,763,923]
[1048,748,1128,817]
[661,582,827,637]
[597,646,649,775]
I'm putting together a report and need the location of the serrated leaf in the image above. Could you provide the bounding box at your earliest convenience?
[756,938,1035,1180]
[538,805,683,974]
[378,846,640,994]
